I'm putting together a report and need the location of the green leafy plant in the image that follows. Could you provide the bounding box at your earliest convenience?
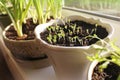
[49,0,63,19]
[87,35,120,79]
[32,0,46,24]
[0,0,32,37]
[32,0,63,24]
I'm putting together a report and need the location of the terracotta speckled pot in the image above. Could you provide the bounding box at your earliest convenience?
[2,24,50,69]
[3,24,48,60]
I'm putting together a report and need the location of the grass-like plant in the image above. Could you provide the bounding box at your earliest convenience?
[32,0,46,24]
[32,0,63,24]
[87,35,120,80]
[49,0,63,19]
[0,0,32,37]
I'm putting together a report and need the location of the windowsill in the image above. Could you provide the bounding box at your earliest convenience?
[63,7,120,21]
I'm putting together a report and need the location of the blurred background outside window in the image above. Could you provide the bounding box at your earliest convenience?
[64,0,120,17]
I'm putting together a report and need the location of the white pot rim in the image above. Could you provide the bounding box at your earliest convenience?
[88,60,98,80]
[35,15,114,49]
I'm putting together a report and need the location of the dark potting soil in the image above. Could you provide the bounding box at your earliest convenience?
[5,18,38,40]
[40,20,108,46]
[92,62,120,80]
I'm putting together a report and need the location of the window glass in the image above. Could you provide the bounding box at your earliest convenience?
[64,0,120,17]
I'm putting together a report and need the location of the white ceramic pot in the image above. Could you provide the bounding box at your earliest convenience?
[35,15,114,80]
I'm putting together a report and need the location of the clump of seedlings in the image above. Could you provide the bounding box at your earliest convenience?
[87,35,120,80]
[40,20,108,46]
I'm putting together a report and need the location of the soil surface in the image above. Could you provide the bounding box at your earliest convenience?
[92,62,120,80]
[5,18,38,40]
[41,20,108,46]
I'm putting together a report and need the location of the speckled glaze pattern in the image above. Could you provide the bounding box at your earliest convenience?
[3,24,47,60]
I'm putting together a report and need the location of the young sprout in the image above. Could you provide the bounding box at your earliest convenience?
[76,29,79,35]
[68,30,73,36]
[55,25,59,31]
[95,23,98,27]
[61,31,65,37]
[94,23,98,33]
[68,19,71,24]
[53,35,57,43]
[76,27,81,35]
[66,19,71,26]
[71,24,76,32]
[84,38,89,46]
[65,25,67,29]
[51,26,56,32]
[86,29,89,34]
[57,33,64,43]
[47,34,52,44]
[90,28,96,35]
[47,27,52,33]
[64,25,68,32]
[72,36,78,44]
[71,36,78,44]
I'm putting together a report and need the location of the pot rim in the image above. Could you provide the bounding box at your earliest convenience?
[88,60,98,80]
[3,23,36,42]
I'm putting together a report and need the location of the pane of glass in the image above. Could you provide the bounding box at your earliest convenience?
[64,0,120,17]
